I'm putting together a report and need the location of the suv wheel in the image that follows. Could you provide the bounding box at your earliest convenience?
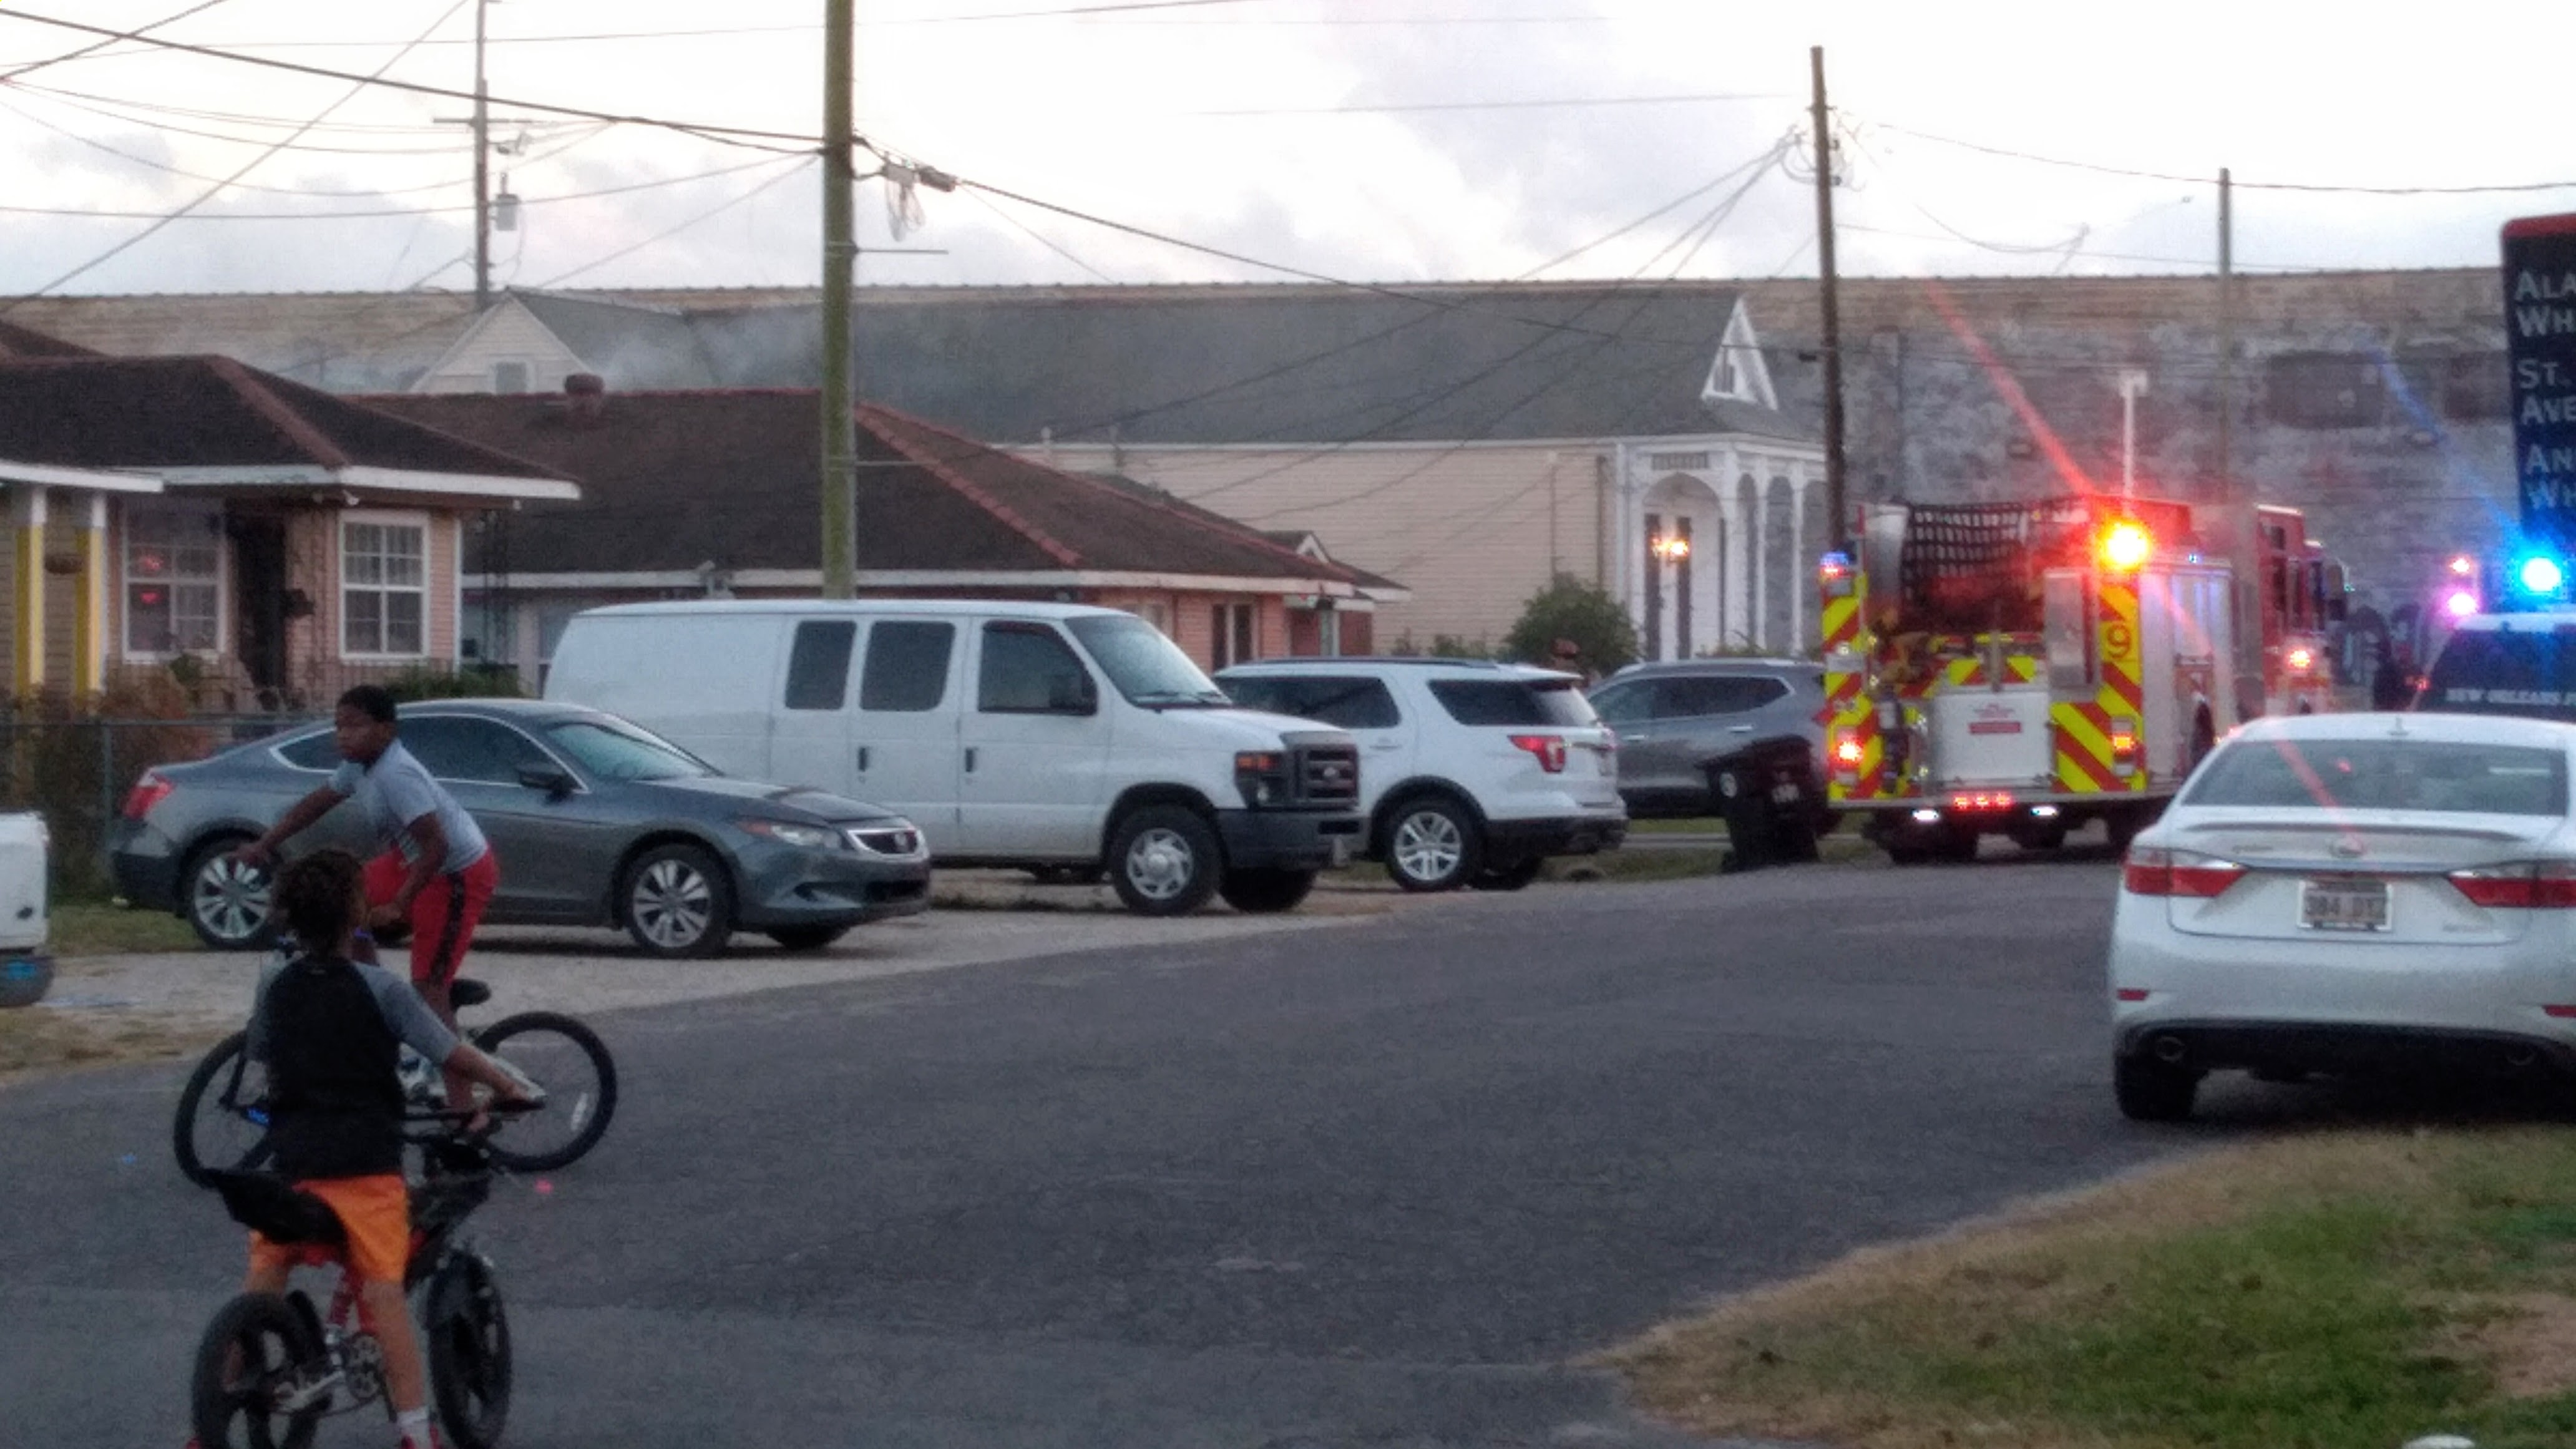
[1108,806,1222,916]
[1383,796,1481,892]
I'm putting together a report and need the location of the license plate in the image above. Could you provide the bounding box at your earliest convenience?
[1770,779,1804,806]
[2300,877,2389,932]
[1328,834,1354,868]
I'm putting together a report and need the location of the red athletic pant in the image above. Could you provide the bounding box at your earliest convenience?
[361,849,499,987]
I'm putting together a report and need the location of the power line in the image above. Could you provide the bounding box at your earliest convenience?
[0,9,824,153]
[2,0,470,312]
[1182,91,1791,117]
[530,155,815,288]
[1871,119,2576,197]
[0,0,232,82]
[0,150,807,220]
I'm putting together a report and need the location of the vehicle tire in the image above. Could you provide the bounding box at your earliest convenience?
[617,842,734,957]
[1382,795,1481,893]
[423,1252,512,1449]
[1932,825,1981,864]
[191,1291,323,1449]
[185,836,277,952]
[1470,857,1546,892]
[2008,821,2070,852]
[2105,805,2154,854]
[2114,1052,2200,1123]
[470,1012,617,1172]
[174,1030,275,1189]
[764,924,852,952]
[1106,806,1223,917]
[1216,867,1316,914]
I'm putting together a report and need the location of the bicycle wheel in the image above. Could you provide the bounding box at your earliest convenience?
[175,1032,276,1189]
[470,1011,617,1171]
[190,1291,322,1449]
[423,1252,512,1449]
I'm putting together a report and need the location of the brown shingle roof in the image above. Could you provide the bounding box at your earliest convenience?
[363,388,1387,590]
[0,319,97,359]
[0,355,572,483]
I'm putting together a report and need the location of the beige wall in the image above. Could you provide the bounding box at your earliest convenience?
[415,303,585,395]
[1033,442,1607,651]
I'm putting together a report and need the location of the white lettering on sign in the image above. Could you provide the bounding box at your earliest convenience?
[2519,359,2569,388]
[2530,446,2576,477]
[2519,306,2576,338]
[2516,270,2576,301]
[2527,393,2576,425]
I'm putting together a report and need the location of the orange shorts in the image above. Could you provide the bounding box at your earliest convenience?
[247,1173,411,1285]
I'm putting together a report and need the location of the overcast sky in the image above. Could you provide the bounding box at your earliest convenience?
[2,0,2569,300]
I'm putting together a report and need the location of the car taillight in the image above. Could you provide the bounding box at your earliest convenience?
[2447,861,2576,909]
[2122,846,2247,898]
[120,770,174,821]
[1508,734,1568,773]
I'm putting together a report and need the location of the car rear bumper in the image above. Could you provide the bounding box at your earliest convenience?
[1217,807,1365,872]
[107,818,185,913]
[1484,810,1628,859]
[2113,1018,2576,1077]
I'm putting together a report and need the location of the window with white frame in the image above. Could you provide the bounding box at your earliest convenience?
[124,502,224,656]
[342,515,428,656]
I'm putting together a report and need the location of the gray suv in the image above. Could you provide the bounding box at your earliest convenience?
[1584,660,1828,820]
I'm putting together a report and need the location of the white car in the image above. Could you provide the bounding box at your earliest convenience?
[2110,710,2576,1121]
[1216,659,1627,892]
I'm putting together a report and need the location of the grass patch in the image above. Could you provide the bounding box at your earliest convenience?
[0,1006,217,1080]
[50,900,197,957]
[1611,1128,2576,1449]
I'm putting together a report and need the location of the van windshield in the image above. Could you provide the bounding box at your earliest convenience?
[1065,615,1231,706]
[2419,627,2576,724]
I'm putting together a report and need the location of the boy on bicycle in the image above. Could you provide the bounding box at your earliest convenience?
[236,685,500,1097]
[206,847,534,1449]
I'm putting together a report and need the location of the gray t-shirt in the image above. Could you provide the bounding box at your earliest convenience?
[328,739,490,872]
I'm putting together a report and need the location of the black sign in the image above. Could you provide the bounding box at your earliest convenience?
[2506,213,2576,554]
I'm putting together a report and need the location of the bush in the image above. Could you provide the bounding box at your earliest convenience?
[381,663,524,702]
[1502,574,1638,676]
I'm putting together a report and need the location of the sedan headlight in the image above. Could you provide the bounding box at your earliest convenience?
[739,818,842,851]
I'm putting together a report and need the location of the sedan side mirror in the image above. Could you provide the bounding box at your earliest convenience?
[517,763,577,798]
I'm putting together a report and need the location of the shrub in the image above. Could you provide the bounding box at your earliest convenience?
[1502,574,1638,676]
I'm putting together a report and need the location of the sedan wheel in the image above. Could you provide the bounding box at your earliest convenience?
[187,842,276,951]
[1385,798,1480,893]
[619,844,734,957]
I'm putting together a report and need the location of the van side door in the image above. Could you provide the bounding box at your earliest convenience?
[850,618,964,849]
[768,618,861,796]
[953,620,1112,859]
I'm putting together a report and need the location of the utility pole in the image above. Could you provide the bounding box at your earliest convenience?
[471,0,490,310]
[2216,166,2264,720]
[1808,46,1849,549]
[819,0,857,598]
[2117,369,2149,497]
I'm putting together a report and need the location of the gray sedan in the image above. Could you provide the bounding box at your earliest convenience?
[110,699,931,957]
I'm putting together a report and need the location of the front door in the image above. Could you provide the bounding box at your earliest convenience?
[768,618,860,795]
[849,617,964,850]
[953,620,1111,859]
[228,515,288,705]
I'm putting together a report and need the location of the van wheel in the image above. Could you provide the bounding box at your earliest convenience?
[1108,806,1222,916]
[1217,867,1315,914]
[1383,795,1481,892]
[618,843,734,957]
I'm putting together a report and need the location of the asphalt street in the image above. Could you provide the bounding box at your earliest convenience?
[4,857,2195,1449]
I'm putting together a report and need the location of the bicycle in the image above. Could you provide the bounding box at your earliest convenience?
[190,1110,524,1449]
[175,974,616,1187]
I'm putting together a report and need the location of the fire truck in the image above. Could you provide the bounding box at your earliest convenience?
[2258,503,2346,714]
[1819,495,2241,864]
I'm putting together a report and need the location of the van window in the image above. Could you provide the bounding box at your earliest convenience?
[860,621,954,713]
[2421,627,2576,723]
[979,623,1096,714]
[784,620,856,710]
[1226,675,1402,729]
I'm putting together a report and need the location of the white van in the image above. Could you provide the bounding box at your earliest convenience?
[544,601,1366,915]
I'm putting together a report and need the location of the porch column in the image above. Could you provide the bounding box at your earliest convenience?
[72,492,107,696]
[11,486,44,695]
[1721,481,1751,651]
[1751,472,1772,652]
[1788,467,1811,655]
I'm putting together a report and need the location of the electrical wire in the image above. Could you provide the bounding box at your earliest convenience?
[965,187,1117,283]
[1,0,471,313]
[1181,91,1791,117]
[1871,119,2576,197]
[0,150,816,220]
[0,9,826,154]
[528,154,816,288]
[0,0,232,82]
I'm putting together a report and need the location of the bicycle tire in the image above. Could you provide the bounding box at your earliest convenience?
[424,1252,513,1449]
[470,1011,617,1171]
[175,1032,276,1189]
[190,1290,323,1449]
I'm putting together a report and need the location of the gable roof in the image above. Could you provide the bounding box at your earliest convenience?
[363,387,1398,593]
[691,282,1811,447]
[0,355,577,500]
[0,318,98,359]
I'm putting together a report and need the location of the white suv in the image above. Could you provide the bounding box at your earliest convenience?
[1216,659,1626,892]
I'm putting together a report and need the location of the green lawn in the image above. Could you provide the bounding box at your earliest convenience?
[49,900,197,957]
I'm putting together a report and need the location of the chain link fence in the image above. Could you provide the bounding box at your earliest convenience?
[0,713,319,899]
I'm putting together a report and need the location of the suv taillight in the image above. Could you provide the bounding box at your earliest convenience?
[2122,846,2247,898]
[1508,734,1568,773]
[121,770,174,821]
[2448,861,2576,909]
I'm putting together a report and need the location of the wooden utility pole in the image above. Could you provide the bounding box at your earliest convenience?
[471,0,490,310]
[819,0,857,598]
[1809,46,1849,547]
[2216,167,2263,718]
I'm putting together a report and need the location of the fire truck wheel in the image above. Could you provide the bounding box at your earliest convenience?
[2105,806,2153,853]
[2008,821,2069,852]
[1933,827,1980,864]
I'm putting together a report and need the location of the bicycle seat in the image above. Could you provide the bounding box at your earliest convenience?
[205,1170,347,1249]
[448,979,491,1010]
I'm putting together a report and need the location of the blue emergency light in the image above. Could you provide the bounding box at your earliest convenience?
[2515,553,2568,598]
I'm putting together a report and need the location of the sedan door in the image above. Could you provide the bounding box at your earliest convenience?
[393,715,599,922]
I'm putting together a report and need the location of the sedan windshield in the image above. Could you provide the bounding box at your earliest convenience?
[544,718,713,782]
[1065,614,1229,705]
[2185,737,2569,816]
